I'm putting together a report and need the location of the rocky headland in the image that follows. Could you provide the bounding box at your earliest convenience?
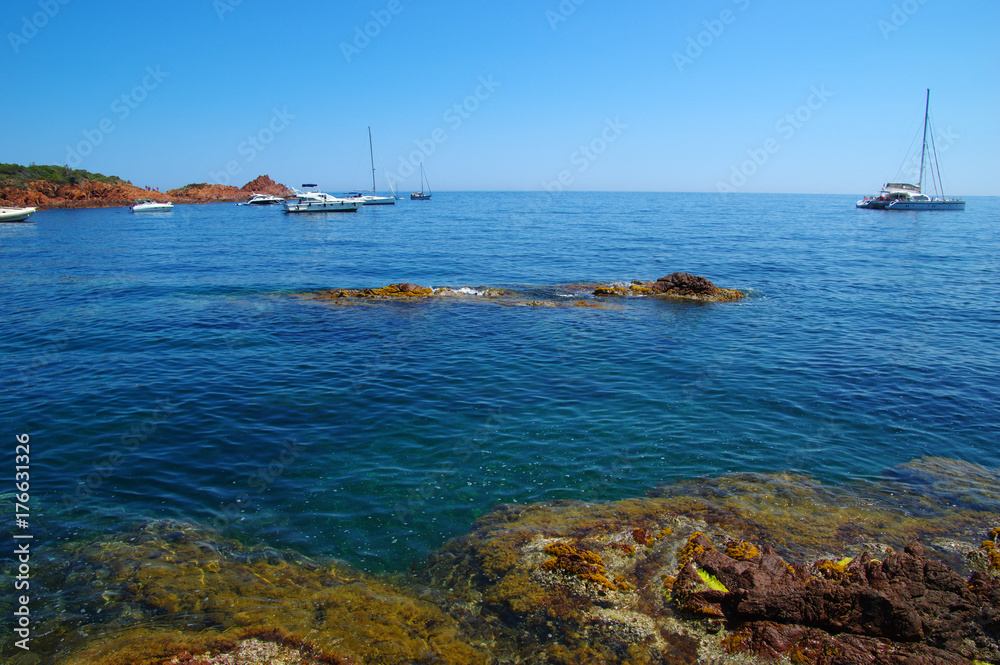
[0,163,291,209]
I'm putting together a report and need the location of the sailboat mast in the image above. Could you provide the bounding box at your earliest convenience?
[918,89,930,192]
[368,126,376,196]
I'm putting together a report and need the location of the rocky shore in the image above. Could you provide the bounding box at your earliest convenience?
[22,457,998,665]
[0,174,291,209]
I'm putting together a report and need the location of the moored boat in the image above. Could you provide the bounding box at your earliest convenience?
[350,127,396,205]
[0,206,37,222]
[238,192,285,205]
[283,185,361,213]
[410,163,432,200]
[857,90,965,211]
[131,199,174,212]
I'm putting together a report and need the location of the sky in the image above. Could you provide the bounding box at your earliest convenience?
[3,0,998,195]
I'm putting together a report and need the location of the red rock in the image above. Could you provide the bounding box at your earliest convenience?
[238,174,292,197]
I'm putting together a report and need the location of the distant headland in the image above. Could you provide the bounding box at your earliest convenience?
[0,163,292,209]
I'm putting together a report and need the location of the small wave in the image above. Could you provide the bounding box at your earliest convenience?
[434,286,487,296]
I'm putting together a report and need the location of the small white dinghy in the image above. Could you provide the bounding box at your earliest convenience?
[0,206,37,222]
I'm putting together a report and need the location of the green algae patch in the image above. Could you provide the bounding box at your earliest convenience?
[55,520,488,665]
[696,568,729,592]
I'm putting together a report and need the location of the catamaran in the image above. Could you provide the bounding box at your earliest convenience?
[857,90,965,211]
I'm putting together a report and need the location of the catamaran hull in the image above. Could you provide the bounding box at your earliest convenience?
[856,199,890,209]
[886,200,966,211]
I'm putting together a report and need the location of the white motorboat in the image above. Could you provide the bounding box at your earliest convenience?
[283,185,361,213]
[238,192,285,205]
[131,199,174,212]
[410,163,432,200]
[0,206,37,222]
[858,90,965,211]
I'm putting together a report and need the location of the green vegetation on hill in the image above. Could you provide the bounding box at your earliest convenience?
[0,163,125,187]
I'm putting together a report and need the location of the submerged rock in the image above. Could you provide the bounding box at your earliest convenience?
[53,520,487,665]
[306,274,744,307]
[29,458,999,665]
[415,459,1000,664]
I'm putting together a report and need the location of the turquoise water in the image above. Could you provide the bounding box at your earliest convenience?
[3,192,999,574]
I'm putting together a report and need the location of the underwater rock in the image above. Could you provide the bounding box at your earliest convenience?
[305,276,743,307]
[54,520,488,665]
[313,282,436,299]
[415,462,1000,664]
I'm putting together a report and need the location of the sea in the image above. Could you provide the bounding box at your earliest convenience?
[2,191,999,656]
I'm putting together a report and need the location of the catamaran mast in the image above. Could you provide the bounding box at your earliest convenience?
[918,89,930,192]
[368,126,377,197]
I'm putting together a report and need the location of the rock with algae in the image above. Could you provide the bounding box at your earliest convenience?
[301,274,743,308]
[416,457,1000,664]
[50,519,487,665]
[592,273,744,302]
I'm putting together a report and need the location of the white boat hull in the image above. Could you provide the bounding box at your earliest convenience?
[131,202,174,212]
[359,195,395,205]
[886,200,966,210]
[284,199,361,213]
[0,207,36,222]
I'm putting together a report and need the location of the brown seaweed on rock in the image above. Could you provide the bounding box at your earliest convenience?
[303,273,743,308]
[415,458,1000,664]
[52,520,487,665]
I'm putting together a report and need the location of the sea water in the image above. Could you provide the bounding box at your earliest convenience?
[2,192,999,579]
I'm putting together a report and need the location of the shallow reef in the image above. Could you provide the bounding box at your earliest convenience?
[303,273,744,308]
[45,520,488,665]
[416,456,1000,664]
[13,456,999,665]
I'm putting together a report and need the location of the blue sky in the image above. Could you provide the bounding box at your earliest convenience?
[3,0,998,194]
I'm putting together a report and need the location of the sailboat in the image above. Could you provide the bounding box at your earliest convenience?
[348,127,396,205]
[410,163,432,200]
[857,90,965,210]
